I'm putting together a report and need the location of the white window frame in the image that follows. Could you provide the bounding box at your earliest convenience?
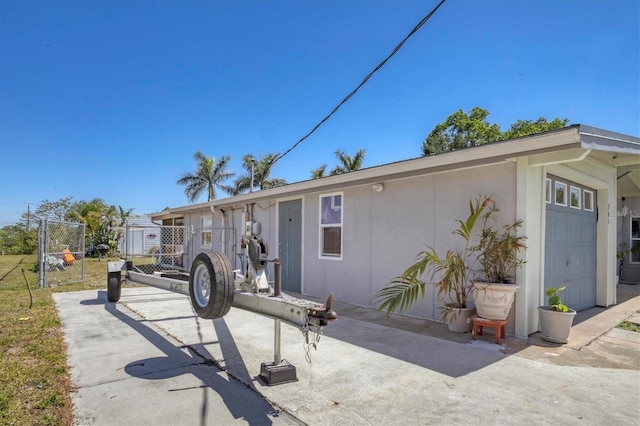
[631,216,640,265]
[569,186,581,209]
[319,192,343,260]
[583,189,594,211]
[201,215,212,248]
[545,178,552,204]
[554,181,567,206]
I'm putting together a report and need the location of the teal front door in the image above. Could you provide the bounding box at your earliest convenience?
[278,200,302,292]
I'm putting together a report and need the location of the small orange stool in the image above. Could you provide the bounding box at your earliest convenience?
[471,316,506,344]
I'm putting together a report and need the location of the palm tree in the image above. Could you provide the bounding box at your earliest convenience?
[66,198,110,248]
[232,153,287,194]
[311,164,328,179]
[330,149,366,175]
[177,151,235,203]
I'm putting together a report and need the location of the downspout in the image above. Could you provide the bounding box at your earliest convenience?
[218,206,229,256]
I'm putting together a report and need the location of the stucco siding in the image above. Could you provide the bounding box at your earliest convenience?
[301,162,518,322]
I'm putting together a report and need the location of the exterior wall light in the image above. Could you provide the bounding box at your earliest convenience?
[371,183,384,192]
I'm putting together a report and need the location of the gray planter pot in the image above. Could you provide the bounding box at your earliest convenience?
[538,306,576,344]
[446,305,476,333]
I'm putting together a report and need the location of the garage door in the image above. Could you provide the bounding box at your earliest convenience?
[544,175,597,311]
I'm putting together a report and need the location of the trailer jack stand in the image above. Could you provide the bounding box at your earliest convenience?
[259,360,297,386]
[259,319,298,385]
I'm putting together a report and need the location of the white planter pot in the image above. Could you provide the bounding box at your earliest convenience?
[445,305,476,333]
[538,306,576,344]
[472,283,519,320]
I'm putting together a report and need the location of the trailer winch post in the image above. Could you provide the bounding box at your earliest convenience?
[274,319,282,365]
[273,258,282,364]
[259,257,297,385]
[273,258,281,297]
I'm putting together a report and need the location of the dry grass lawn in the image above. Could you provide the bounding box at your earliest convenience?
[0,254,110,426]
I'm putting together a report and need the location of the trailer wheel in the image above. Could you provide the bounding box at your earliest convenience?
[189,251,234,319]
[107,271,121,302]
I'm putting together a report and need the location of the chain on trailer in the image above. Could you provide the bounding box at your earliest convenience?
[302,313,325,364]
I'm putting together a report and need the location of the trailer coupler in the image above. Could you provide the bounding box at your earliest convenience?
[307,293,338,326]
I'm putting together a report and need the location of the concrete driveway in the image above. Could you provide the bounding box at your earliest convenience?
[54,286,640,425]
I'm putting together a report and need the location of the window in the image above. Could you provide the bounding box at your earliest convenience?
[555,181,567,206]
[583,190,594,211]
[319,193,342,259]
[632,217,640,264]
[570,186,581,209]
[201,216,212,247]
[545,178,552,203]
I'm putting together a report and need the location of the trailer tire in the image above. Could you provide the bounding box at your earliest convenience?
[107,271,121,302]
[189,251,235,319]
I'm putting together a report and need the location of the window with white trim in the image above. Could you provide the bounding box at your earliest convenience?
[631,217,640,264]
[201,216,212,247]
[583,190,594,211]
[319,193,342,259]
[545,178,552,203]
[570,186,581,209]
[555,181,567,206]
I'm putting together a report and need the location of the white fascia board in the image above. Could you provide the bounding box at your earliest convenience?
[579,125,640,155]
[212,129,583,209]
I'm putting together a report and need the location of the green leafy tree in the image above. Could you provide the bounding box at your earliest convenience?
[66,199,110,247]
[0,224,37,255]
[177,151,235,203]
[502,118,569,140]
[66,199,134,252]
[422,107,501,156]
[232,153,287,194]
[423,108,570,156]
[330,149,366,175]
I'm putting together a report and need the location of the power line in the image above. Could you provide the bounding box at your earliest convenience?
[271,0,448,167]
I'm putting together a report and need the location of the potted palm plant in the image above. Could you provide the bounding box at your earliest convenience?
[373,197,491,333]
[471,199,527,320]
[537,286,576,343]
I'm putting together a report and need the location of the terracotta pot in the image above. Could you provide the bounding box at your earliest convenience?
[472,282,519,320]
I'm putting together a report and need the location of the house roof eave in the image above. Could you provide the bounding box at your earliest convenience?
[151,125,638,220]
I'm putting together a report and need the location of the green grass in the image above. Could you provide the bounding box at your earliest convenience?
[617,320,640,333]
[0,254,111,426]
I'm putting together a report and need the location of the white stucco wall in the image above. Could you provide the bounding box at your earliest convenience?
[301,162,518,324]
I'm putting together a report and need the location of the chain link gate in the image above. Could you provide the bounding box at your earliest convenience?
[38,219,85,288]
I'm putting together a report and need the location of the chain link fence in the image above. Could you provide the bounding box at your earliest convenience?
[118,225,189,274]
[38,219,85,288]
[117,224,238,274]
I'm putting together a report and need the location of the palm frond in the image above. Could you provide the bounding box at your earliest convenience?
[374,276,426,316]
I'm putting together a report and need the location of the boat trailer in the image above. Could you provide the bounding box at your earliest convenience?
[107,237,337,385]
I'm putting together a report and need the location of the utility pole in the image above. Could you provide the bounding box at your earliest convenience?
[26,203,30,231]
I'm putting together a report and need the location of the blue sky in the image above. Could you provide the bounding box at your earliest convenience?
[1,0,638,226]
